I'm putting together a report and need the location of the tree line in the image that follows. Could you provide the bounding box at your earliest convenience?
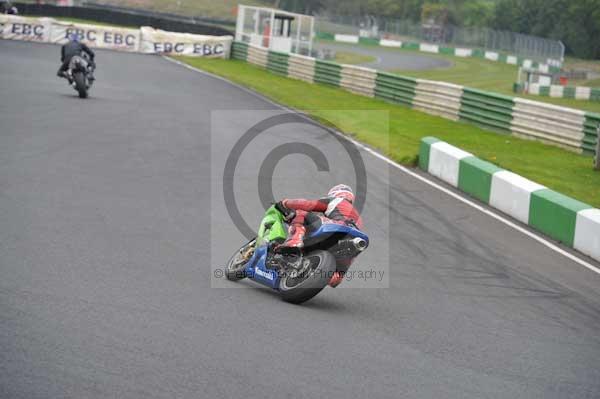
[270,0,600,59]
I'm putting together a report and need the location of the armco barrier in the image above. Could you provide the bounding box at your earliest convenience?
[419,137,600,262]
[330,35,560,73]
[0,14,232,58]
[231,42,600,158]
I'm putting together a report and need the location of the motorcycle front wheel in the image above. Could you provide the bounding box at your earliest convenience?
[225,238,256,281]
[279,250,336,304]
[73,72,88,99]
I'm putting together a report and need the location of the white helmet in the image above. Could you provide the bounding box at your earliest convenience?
[327,184,354,203]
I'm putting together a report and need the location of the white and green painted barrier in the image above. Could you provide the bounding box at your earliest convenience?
[374,71,416,107]
[247,44,268,68]
[340,64,376,97]
[287,53,315,83]
[325,34,561,74]
[413,79,463,121]
[515,83,600,103]
[419,137,600,262]
[379,39,402,48]
[510,98,587,150]
[333,34,359,44]
[231,42,599,157]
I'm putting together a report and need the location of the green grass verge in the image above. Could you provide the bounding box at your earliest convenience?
[581,78,600,87]
[391,52,517,91]
[176,56,600,206]
[333,51,376,65]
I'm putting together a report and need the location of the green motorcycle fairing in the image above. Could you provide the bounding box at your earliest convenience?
[255,205,288,247]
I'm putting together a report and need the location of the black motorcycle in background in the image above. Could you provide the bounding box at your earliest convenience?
[66,54,95,99]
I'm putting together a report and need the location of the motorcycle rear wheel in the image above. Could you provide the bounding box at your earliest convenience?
[279,250,336,304]
[74,72,88,99]
[225,238,256,281]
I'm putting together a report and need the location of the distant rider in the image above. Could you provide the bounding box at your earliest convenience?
[56,34,96,81]
[0,1,18,14]
[275,184,363,252]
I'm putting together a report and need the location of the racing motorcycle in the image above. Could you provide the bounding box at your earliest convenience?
[66,54,94,99]
[226,205,369,304]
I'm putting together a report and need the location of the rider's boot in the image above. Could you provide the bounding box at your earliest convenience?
[57,70,72,83]
[276,224,306,253]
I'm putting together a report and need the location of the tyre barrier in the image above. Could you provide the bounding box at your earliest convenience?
[413,79,462,121]
[340,65,376,97]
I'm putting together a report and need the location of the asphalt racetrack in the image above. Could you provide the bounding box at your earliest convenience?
[314,40,452,70]
[2,39,600,399]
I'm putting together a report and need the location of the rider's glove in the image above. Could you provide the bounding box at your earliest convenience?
[275,201,296,222]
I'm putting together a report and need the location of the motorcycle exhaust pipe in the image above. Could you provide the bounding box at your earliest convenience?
[333,237,369,257]
[351,237,368,252]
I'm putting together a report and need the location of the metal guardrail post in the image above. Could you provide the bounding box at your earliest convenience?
[595,124,600,170]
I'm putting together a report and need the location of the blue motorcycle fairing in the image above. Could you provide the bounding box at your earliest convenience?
[243,244,281,289]
[308,223,369,244]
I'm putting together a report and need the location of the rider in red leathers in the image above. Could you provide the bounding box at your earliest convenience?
[275,184,363,250]
[274,184,363,287]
